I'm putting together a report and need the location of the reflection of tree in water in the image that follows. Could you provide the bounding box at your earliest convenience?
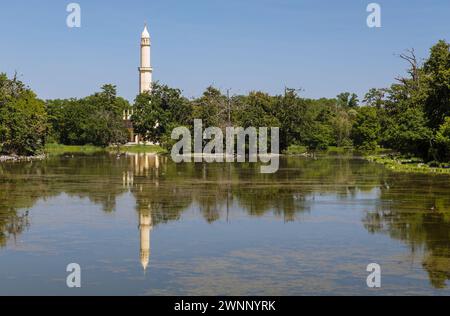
[0,154,130,212]
[363,173,450,289]
[0,154,130,246]
[128,155,387,224]
[3,153,450,286]
[0,164,43,246]
[1,154,387,247]
[0,209,29,247]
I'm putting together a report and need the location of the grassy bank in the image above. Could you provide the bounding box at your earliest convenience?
[283,145,354,155]
[366,155,450,175]
[45,144,106,155]
[283,143,450,175]
[116,144,166,154]
[283,145,308,155]
[284,145,394,156]
[45,143,166,155]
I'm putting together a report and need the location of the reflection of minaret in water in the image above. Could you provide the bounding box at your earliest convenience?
[139,209,152,272]
[122,153,160,188]
[120,153,162,271]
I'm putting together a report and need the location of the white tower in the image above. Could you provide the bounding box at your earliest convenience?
[139,210,152,272]
[139,24,152,93]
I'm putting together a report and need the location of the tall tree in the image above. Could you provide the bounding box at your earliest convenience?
[131,82,191,147]
[0,73,48,155]
[336,92,359,108]
[423,40,450,128]
[351,106,381,150]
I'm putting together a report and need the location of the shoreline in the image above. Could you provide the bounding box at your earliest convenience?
[366,155,450,175]
[0,154,46,162]
[0,144,166,162]
[3,146,450,177]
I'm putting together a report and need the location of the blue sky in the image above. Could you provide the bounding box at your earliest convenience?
[0,0,448,101]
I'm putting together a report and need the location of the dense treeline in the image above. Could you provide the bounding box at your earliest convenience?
[132,40,450,162]
[354,40,450,163]
[1,40,449,163]
[0,79,130,154]
[132,83,356,152]
[46,84,130,147]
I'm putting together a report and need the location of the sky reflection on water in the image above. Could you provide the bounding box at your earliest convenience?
[1,153,450,295]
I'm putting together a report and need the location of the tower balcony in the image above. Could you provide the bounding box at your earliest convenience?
[141,38,150,46]
[139,67,153,72]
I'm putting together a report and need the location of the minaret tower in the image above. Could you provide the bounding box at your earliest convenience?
[139,24,152,93]
[139,209,152,272]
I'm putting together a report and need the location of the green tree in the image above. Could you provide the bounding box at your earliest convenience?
[337,92,359,108]
[351,106,380,150]
[234,91,279,129]
[359,41,449,160]
[435,117,450,162]
[0,73,48,155]
[83,84,129,146]
[383,107,432,158]
[274,89,306,150]
[363,88,386,109]
[46,84,129,147]
[423,40,450,128]
[131,82,191,147]
[331,108,353,147]
[192,86,227,129]
[306,121,333,151]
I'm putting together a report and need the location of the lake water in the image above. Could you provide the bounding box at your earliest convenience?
[1,153,450,295]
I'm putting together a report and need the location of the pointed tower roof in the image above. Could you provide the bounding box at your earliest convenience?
[141,24,150,39]
[141,256,149,272]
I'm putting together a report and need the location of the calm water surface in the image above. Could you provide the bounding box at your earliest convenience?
[1,153,450,295]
